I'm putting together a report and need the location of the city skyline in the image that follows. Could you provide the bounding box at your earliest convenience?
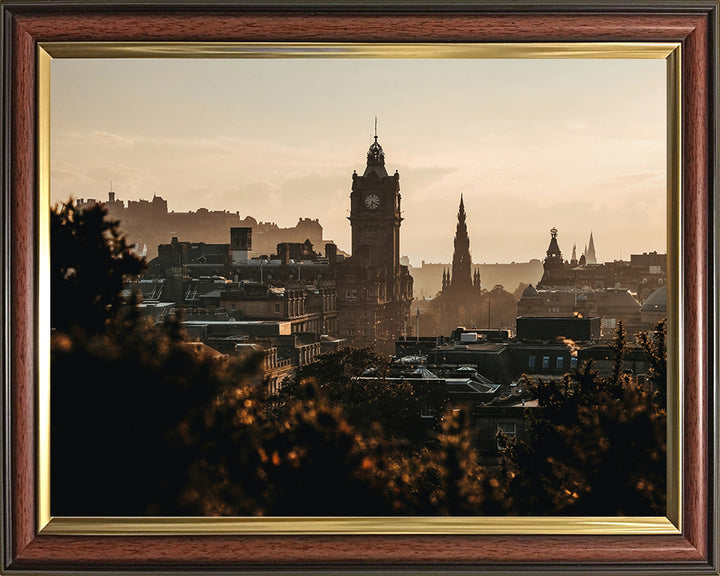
[50,57,667,265]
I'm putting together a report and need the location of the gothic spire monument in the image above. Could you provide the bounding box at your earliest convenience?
[438,195,482,333]
[451,194,473,291]
[335,128,414,354]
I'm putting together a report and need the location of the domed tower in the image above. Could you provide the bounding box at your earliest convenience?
[517,283,541,316]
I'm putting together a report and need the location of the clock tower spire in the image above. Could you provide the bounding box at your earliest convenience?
[349,127,402,272]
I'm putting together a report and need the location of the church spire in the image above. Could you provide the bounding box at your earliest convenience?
[473,268,481,289]
[586,231,597,264]
[451,195,472,290]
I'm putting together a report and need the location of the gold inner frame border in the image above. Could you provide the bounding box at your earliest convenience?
[36,41,682,537]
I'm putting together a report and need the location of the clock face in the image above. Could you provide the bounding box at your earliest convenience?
[365,194,380,210]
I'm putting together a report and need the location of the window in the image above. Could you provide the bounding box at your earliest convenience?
[542,356,550,369]
[274,304,280,313]
[346,288,357,299]
[570,357,578,369]
[555,357,564,370]
[420,402,436,419]
[528,355,536,368]
[498,422,517,436]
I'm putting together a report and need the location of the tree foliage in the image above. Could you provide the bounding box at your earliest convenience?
[636,319,668,409]
[51,200,146,335]
[478,285,518,330]
[500,321,667,515]
[279,347,428,444]
[51,200,668,517]
[183,384,501,516]
[50,202,494,516]
[50,201,244,514]
[380,409,504,516]
[51,311,266,515]
[183,380,395,515]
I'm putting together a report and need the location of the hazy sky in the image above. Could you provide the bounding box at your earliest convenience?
[51,57,666,265]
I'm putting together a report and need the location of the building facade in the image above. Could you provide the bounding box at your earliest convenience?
[335,134,414,354]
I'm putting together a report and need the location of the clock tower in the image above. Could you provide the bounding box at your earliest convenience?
[349,133,402,275]
[336,130,413,354]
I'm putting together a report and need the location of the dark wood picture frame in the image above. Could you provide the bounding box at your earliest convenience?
[1,1,717,573]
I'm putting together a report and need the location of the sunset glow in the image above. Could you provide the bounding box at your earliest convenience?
[51,57,666,264]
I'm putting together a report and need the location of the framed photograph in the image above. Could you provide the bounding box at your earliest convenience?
[1,1,717,574]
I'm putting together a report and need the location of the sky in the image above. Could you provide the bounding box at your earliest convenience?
[50,57,667,266]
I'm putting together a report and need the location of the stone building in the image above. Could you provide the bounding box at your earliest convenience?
[76,192,325,259]
[335,133,414,354]
[219,282,337,335]
[139,226,339,341]
[182,320,325,395]
[519,227,664,337]
[147,228,338,292]
[536,227,666,297]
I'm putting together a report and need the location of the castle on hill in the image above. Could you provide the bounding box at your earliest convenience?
[76,193,324,260]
